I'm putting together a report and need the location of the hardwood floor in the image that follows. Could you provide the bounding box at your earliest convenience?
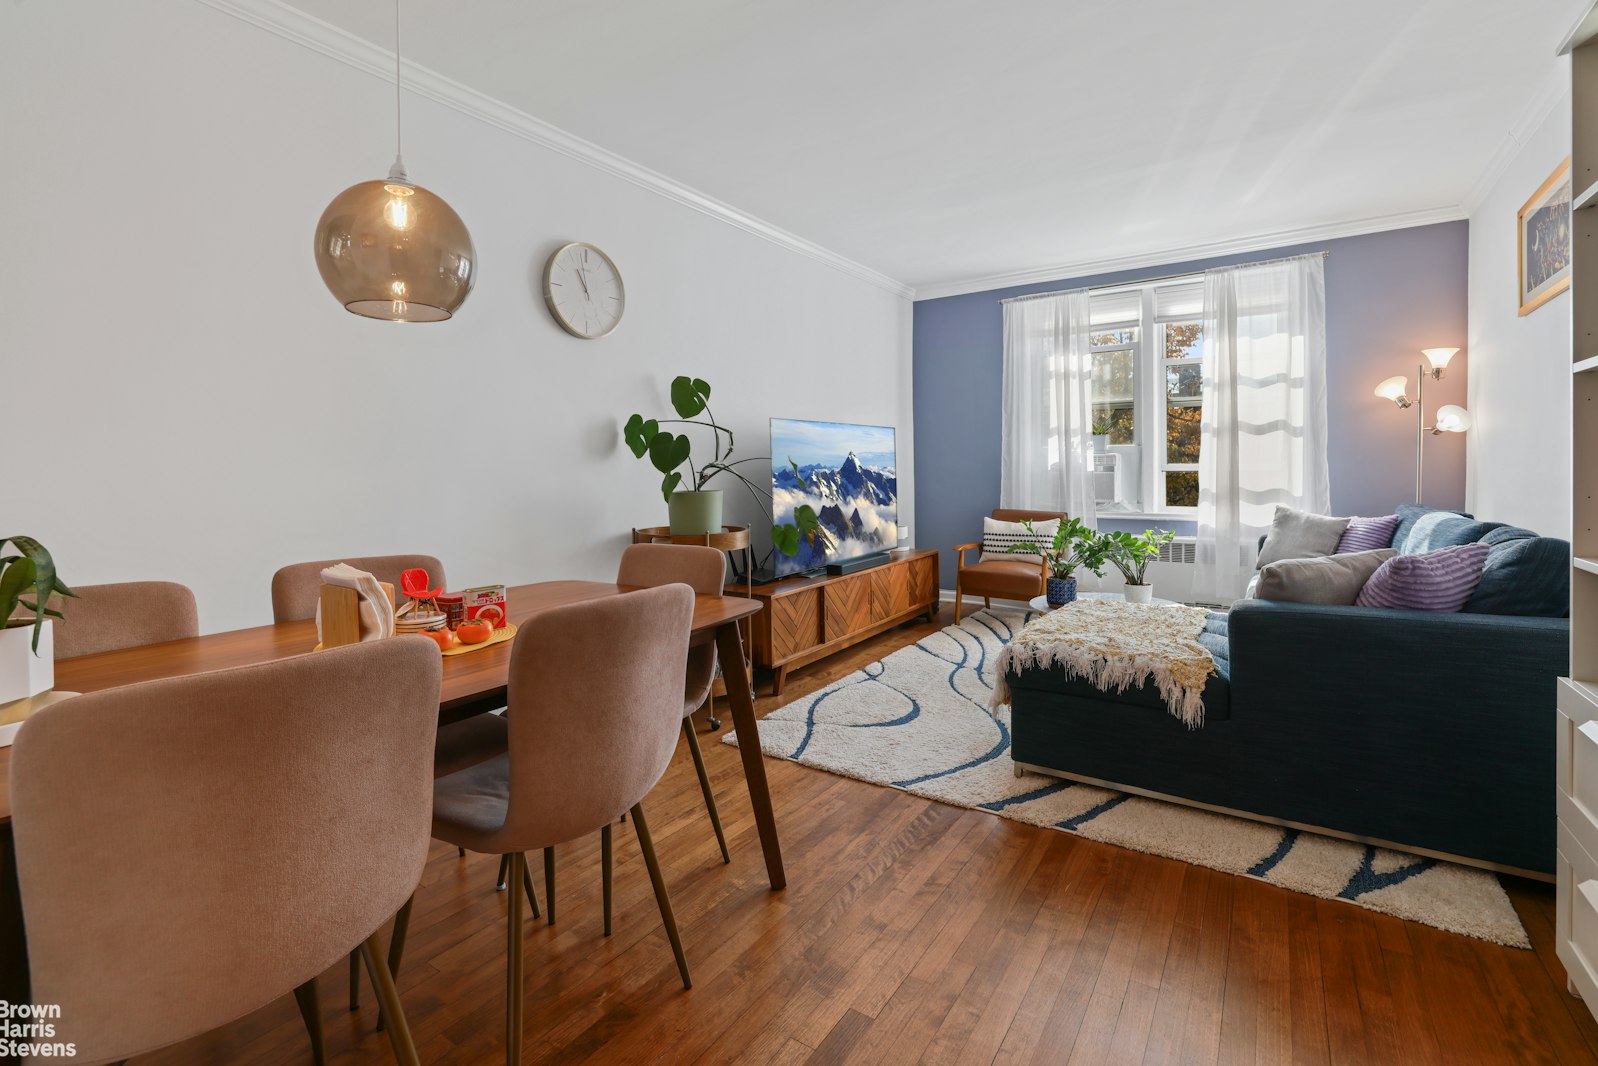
[139,605,1596,1065]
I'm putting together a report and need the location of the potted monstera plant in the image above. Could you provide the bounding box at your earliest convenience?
[1,536,74,704]
[1105,528,1177,604]
[624,375,827,561]
[1011,517,1108,607]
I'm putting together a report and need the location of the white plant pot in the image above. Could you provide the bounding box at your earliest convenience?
[1124,584,1154,604]
[0,621,54,705]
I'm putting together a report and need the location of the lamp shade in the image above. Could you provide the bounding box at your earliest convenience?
[313,179,475,322]
[1374,375,1409,403]
[1434,405,1473,433]
[1422,347,1460,372]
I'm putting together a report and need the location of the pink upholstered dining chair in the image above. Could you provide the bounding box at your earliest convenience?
[423,584,696,1064]
[270,553,447,624]
[617,543,731,862]
[269,552,520,1011]
[40,580,199,659]
[9,638,441,1066]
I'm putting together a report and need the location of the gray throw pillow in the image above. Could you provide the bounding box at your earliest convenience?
[1256,505,1350,568]
[1255,549,1395,605]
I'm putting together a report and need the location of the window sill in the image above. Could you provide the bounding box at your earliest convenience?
[1094,511,1197,524]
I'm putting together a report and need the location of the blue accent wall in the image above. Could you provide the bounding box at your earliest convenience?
[912,221,1469,585]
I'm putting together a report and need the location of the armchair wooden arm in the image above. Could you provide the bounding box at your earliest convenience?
[954,543,981,570]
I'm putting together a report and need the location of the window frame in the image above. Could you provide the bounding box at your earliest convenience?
[1087,276,1204,519]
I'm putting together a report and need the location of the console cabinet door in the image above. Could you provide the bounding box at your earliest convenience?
[770,588,821,662]
[871,564,910,622]
[909,555,938,608]
[824,574,872,642]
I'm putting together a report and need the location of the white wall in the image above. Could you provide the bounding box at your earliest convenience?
[1467,85,1572,535]
[0,1,913,634]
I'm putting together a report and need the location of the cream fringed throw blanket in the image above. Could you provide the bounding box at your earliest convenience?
[990,600,1217,729]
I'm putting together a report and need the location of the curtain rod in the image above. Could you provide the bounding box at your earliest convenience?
[997,250,1331,305]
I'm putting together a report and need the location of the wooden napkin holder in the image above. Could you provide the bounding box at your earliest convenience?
[320,581,395,650]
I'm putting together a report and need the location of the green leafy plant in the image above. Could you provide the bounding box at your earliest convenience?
[624,375,830,558]
[1010,518,1109,580]
[1091,419,1112,436]
[1,537,75,654]
[1104,528,1177,586]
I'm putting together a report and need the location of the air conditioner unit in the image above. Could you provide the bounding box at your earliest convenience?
[1090,451,1123,505]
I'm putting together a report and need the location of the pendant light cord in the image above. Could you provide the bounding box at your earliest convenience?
[389,0,408,181]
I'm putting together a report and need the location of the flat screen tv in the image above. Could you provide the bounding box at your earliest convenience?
[770,418,897,577]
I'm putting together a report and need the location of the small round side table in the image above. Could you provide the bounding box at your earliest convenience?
[1028,591,1179,612]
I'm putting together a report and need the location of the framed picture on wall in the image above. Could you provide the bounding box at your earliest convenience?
[1518,157,1572,316]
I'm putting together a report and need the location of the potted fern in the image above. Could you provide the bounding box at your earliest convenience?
[624,375,826,560]
[1105,529,1176,604]
[1011,518,1108,607]
[1,537,74,703]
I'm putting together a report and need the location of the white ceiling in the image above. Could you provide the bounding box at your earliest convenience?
[289,0,1577,295]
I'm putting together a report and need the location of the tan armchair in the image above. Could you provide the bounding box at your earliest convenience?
[953,509,1067,622]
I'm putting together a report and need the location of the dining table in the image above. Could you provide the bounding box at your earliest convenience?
[0,580,776,1005]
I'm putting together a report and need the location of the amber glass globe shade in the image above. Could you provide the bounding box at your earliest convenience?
[313,179,475,322]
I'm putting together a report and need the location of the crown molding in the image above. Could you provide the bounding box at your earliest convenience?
[1459,62,1569,216]
[193,0,915,300]
[911,206,1467,301]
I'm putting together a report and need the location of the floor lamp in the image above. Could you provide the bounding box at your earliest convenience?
[1373,347,1472,505]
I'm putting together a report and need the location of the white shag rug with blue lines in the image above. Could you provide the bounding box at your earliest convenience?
[725,607,1528,947]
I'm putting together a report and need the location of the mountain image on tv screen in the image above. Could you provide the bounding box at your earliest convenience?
[770,418,897,577]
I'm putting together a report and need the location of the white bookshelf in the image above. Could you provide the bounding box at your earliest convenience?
[1561,3,1598,1013]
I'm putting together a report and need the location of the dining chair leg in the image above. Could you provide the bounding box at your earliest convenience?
[496,854,510,892]
[601,823,613,937]
[519,853,542,919]
[705,691,721,732]
[544,847,557,925]
[458,846,466,858]
[505,851,526,1066]
[359,931,420,1066]
[375,895,413,1033]
[630,801,691,990]
[682,719,730,864]
[292,976,326,1066]
[348,950,360,1011]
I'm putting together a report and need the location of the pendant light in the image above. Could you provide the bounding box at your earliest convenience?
[313,0,474,322]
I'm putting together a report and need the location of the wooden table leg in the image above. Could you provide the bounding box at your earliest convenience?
[715,621,785,891]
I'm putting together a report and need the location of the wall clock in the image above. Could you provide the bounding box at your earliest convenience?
[542,241,625,339]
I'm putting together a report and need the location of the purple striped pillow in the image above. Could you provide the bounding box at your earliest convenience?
[1337,514,1401,553]
[1355,542,1491,612]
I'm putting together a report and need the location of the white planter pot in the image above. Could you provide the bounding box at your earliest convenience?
[1124,584,1154,605]
[0,621,54,704]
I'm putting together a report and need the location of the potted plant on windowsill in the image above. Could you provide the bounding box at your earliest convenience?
[1,537,75,704]
[1011,517,1108,607]
[1105,528,1176,604]
[624,375,830,562]
[1092,419,1112,452]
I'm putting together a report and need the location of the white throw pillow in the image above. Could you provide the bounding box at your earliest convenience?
[1256,505,1349,569]
[981,517,1060,565]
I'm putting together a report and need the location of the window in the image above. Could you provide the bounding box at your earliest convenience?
[1087,277,1204,515]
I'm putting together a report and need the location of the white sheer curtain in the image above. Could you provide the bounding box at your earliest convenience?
[999,288,1097,525]
[1193,254,1329,602]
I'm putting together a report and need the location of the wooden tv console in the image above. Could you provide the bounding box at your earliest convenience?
[733,548,939,695]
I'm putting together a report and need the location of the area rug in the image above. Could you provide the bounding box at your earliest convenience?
[724,607,1529,947]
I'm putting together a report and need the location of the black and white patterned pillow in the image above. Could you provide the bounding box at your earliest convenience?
[981,517,1059,565]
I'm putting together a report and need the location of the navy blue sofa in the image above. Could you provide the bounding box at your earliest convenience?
[1005,505,1570,876]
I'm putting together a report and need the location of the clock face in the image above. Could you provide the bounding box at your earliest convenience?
[543,242,625,339]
